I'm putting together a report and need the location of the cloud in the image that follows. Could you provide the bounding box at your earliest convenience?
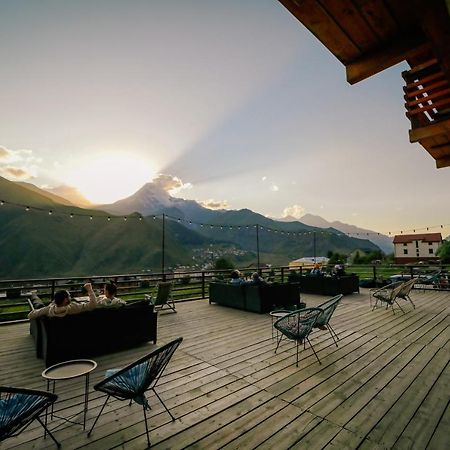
[282,204,305,219]
[152,173,193,193]
[270,184,279,192]
[200,199,229,210]
[262,176,267,181]
[0,166,30,179]
[0,146,10,160]
[0,144,41,180]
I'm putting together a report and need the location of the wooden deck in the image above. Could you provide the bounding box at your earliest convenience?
[1,289,449,449]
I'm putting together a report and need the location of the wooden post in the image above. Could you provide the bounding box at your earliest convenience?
[373,265,377,285]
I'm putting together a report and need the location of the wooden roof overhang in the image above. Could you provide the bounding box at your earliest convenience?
[279,0,450,168]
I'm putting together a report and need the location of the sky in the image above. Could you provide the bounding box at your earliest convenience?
[0,0,449,236]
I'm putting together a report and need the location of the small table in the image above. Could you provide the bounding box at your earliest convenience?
[270,304,306,339]
[270,310,292,339]
[42,359,97,430]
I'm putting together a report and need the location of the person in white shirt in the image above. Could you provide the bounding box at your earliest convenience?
[28,283,97,319]
[96,281,126,307]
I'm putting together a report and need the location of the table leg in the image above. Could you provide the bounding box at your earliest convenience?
[84,373,89,430]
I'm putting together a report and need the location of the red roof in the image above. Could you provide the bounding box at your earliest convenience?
[393,233,442,244]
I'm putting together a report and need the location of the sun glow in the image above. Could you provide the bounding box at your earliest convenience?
[64,153,156,204]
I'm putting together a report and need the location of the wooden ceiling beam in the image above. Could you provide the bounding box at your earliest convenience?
[346,32,429,84]
[414,0,450,82]
[409,117,450,142]
[435,154,450,168]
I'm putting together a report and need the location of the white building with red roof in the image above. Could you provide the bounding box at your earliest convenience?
[393,233,443,264]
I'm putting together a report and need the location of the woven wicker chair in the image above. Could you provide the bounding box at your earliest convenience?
[370,281,406,313]
[274,308,322,367]
[315,294,343,346]
[88,337,182,447]
[0,386,60,447]
[397,278,418,309]
[146,281,176,312]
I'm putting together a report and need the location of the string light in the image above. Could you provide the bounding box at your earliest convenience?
[1,199,448,237]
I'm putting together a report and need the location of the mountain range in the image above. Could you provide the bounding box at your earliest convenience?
[0,176,380,278]
[298,214,393,254]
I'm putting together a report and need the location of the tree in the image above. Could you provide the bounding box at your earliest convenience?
[437,240,450,263]
[214,257,234,270]
[353,251,362,264]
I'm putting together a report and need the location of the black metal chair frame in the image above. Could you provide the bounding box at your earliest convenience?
[0,386,60,447]
[274,308,322,367]
[87,337,183,447]
[315,294,343,347]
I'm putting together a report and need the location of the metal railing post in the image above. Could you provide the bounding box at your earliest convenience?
[201,271,205,299]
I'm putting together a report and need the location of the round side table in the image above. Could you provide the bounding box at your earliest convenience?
[42,359,97,431]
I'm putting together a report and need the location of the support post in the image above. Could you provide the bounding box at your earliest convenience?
[313,231,317,262]
[161,214,165,280]
[256,224,260,272]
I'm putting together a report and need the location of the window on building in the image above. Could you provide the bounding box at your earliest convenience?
[429,248,434,254]
[403,243,407,247]
[404,249,408,255]
[428,242,433,245]
[415,240,419,248]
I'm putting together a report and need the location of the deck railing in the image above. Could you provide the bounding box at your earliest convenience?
[0,264,448,323]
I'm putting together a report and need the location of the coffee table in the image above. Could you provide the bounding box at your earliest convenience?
[270,304,306,339]
[42,359,97,430]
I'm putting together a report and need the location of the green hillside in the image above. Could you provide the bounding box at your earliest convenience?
[0,177,208,278]
[0,176,380,279]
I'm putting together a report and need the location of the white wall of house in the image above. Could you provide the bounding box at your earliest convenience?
[394,240,441,259]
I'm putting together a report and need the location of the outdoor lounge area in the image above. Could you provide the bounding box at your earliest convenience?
[1,288,449,449]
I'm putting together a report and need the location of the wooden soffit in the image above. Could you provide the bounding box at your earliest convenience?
[279,0,449,84]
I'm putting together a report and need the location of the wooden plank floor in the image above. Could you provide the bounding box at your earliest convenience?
[1,288,449,449]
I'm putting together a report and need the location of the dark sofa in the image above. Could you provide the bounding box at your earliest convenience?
[28,300,158,367]
[298,275,359,295]
[209,282,301,313]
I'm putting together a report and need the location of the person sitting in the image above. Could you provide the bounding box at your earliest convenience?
[248,272,267,285]
[333,263,346,277]
[310,263,323,276]
[27,283,97,319]
[230,270,245,285]
[97,281,126,307]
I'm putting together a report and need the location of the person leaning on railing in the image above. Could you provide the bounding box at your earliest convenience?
[27,282,97,319]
